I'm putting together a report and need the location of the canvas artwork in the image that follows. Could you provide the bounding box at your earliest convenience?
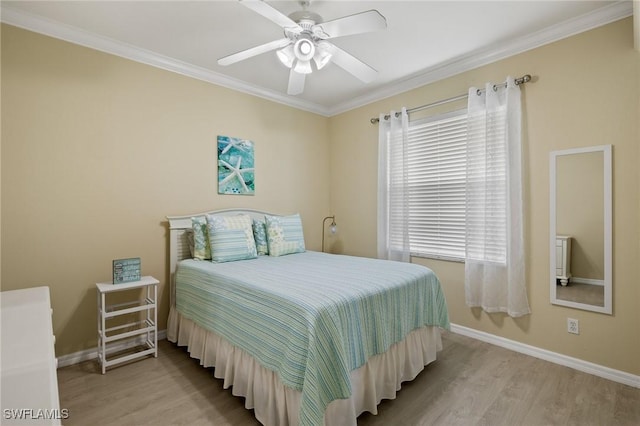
[217,135,255,195]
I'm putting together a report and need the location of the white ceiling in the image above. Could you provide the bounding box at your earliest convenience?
[1,1,634,116]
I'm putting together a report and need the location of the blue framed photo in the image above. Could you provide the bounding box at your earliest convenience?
[112,257,141,284]
[217,135,255,195]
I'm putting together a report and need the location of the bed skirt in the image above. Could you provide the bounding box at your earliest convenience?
[167,306,442,426]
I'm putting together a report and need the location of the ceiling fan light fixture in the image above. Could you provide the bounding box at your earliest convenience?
[276,45,295,68]
[293,38,315,62]
[313,41,333,70]
[293,59,313,74]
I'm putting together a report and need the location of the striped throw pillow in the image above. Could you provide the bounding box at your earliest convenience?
[206,214,257,263]
[264,214,306,257]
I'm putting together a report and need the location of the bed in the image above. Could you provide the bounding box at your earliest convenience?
[166,209,449,426]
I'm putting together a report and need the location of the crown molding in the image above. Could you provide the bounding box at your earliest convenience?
[1,1,633,118]
[0,4,331,116]
[327,0,634,116]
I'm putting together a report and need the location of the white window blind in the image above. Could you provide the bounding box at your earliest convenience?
[406,110,467,260]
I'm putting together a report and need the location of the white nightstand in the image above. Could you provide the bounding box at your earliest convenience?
[555,235,572,286]
[96,276,158,374]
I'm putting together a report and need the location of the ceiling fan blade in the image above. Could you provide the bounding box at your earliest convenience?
[329,44,378,83]
[287,68,306,95]
[240,0,302,33]
[314,10,387,39]
[218,38,291,66]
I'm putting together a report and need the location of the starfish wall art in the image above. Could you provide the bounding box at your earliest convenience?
[217,135,255,195]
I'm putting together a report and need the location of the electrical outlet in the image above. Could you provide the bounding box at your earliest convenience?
[567,318,579,334]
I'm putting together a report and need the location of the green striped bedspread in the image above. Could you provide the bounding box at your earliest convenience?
[175,251,449,426]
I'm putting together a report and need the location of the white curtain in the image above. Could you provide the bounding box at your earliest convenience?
[377,108,410,262]
[465,77,530,317]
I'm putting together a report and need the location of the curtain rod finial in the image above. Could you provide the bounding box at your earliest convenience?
[517,74,532,85]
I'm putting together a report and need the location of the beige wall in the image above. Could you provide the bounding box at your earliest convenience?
[2,18,639,377]
[329,18,639,375]
[1,24,331,356]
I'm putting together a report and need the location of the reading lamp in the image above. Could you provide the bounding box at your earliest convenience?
[321,216,338,253]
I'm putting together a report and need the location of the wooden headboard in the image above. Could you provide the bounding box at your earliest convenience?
[166,208,276,307]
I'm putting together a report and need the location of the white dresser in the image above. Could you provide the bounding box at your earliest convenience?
[556,235,572,286]
[0,287,63,425]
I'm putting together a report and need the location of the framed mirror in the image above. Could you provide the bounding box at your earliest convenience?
[550,145,612,314]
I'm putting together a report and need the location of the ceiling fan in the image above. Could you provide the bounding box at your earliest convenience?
[217,0,387,95]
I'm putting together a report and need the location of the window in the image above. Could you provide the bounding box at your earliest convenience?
[405,110,467,260]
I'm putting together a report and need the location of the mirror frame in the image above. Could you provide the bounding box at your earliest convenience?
[549,145,612,314]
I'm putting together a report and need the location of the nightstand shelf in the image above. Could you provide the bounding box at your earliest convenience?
[96,276,158,374]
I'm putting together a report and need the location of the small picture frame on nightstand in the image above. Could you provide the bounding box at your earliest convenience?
[112,257,141,284]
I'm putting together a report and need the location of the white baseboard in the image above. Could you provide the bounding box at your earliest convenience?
[450,323,640,389]
[56,329,167,368]
[58,326,639,389]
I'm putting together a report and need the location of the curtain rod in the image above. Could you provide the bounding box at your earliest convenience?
[370,74,532,124]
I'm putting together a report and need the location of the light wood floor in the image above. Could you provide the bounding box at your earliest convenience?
[57,332,640,426]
